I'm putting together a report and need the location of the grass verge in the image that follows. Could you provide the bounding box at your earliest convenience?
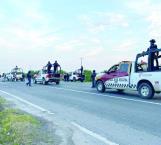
[0,96,56,145]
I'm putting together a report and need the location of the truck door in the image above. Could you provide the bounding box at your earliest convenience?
[115,62,131,89]
[36,71,42,81]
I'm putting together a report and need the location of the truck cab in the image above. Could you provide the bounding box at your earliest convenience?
[96,49,161,99]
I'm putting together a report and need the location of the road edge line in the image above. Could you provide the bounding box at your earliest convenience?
[71,122,119,145]
[0,89,54,114]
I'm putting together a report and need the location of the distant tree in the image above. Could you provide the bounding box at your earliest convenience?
[60,70,66,74]
[84,70,92,82]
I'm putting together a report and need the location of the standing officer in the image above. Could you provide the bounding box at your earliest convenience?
[53,60,60,73]
[91,70,96,88]
[26,71,32,86]
[147,39,159,71]
[46,61,52,73]
[80,66,83,76]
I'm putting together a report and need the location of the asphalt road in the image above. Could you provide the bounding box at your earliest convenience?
[0,81,161,145]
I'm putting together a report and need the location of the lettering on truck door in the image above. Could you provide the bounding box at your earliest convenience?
[114,62,131,89]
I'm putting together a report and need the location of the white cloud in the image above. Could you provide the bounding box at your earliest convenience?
[112,39,137,52]
[127,0,161,40]
[126,0,151,15]
[80,12,129,33]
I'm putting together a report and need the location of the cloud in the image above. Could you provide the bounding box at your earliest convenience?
[126,0,151,15]
[146,10,161,39]
[127,0,161,40]
[112,39,137,52]
[80,12,129,33]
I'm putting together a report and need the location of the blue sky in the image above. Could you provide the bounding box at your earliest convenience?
[0,0,161,72]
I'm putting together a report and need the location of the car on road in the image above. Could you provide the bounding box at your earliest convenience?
[96,49,161,99]
[69,70,85,82]
[34,67,61,85]
[11,67,24,81]
[5,73,14,81]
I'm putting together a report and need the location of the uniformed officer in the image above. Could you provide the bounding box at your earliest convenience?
[147,39,159,71]
[53,60,60,73]
[46,61,52,73]
[91,70,96,88]
[80,65,83,76]
[26,71,32,86]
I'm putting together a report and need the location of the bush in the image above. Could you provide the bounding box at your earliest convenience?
[84,70,92,82]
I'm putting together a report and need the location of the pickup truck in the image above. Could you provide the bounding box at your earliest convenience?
[34,68,61,85]
[11,67,24,81]
[69,71,85,82]
[5,73,14,81]
[96,49,161,99]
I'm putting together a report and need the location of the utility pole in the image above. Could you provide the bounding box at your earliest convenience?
[80,57,83,66]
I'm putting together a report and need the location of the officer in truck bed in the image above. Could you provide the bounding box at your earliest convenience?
[147,39,159,71]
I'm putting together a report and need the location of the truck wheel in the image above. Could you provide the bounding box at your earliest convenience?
[56,81,60,85]
[42,78,47,85]
[80,79,84,82]
[73,77,76,82]
[138,83,154,99]
[34,79,37,84]
[96,81,105,93]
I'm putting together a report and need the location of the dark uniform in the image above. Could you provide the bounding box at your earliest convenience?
[91,70,96,88]
[80,66,83,76]
[147,39,159,71]
[26,71,32,86]
[46,61,52,73]
[53,61,60,73]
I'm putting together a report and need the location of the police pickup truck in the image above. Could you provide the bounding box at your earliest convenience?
[34,66,61,85]
[96,49,161,99]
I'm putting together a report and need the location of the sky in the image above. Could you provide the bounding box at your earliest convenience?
[0,0,161,73]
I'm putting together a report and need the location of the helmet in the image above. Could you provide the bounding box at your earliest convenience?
[149,39,156,43]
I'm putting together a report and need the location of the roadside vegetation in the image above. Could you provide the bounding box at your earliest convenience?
[84,70,92,82]
[0,97,56,145]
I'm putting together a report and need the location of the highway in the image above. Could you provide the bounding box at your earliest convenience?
[0,81,161,145]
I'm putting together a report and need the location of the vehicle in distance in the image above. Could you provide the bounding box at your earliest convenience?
[11,67,24,81]
[69,70,85,82]
[96,49,161,99]
[5,73,14,81]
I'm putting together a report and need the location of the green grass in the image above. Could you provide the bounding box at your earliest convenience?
[0,97,55,145]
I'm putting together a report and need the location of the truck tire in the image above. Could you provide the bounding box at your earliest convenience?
[56,81,60,85]
[42,78,47,85]
[73,77,76,82]
[138,82,154,99]
[34,79,37,84]
[96,80,105,93]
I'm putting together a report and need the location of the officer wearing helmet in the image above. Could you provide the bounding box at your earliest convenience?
[147,39,159,71]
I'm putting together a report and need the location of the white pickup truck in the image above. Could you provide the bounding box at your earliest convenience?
[5,73,14,81]
[34,69,61,85]
[69,70,85,82]
[11,67,24,81]
[96,49,161,99]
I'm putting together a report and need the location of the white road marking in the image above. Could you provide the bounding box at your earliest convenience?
[0,90,54,114]
[52,87,161,106]
[71,122,119,145]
